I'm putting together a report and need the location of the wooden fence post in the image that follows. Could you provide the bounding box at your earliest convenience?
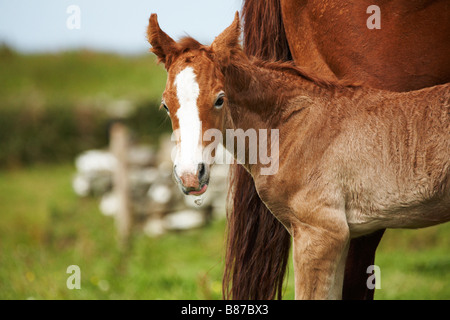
[110,122,132,249]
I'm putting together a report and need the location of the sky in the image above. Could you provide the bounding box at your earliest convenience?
[0,0,242,54]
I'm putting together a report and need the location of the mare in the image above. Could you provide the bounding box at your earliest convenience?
[237,0,450,299]
[147,13,450,299]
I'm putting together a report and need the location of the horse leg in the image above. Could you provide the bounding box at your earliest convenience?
[342,229,385,299]
[330,239,350,299]
[291,207,349,299]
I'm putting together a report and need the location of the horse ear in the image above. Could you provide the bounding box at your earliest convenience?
[211,11,241,64]
[147,14,178,68]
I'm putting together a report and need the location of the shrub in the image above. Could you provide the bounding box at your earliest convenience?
[0,100,170,168]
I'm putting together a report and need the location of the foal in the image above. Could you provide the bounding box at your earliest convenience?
[148,13,450,299]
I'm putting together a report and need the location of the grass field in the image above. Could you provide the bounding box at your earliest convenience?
[0,49,448,300]
[0,164,448,300]
[0,47,167,111]
[0,164,227,299]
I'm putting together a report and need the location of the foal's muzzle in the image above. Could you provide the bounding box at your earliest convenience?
[173,162,209,195]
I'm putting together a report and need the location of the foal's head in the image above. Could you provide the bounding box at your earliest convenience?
[147,13,240,195]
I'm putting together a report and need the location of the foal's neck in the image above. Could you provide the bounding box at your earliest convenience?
[221,53,334,130]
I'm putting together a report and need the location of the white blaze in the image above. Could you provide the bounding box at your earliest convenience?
[174,66,202,174]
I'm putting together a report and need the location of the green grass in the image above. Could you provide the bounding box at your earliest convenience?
[0,49,167,110]
[0,164,448,300]
[374,226,450,299]
[0,164,226,299]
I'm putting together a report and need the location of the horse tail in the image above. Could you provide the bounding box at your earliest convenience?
[241,0,292,61]
[222,0,292,300]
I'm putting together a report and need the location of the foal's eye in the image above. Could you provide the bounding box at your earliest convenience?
[161,101,169,114]
[214,93,225,109]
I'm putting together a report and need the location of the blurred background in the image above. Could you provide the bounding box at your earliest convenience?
[0,0,448,300]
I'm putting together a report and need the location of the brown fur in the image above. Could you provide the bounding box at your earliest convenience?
[148,12,450,300]
[231,0,450,300]
[242,0,291,61]
[279,0,450,91]
[223,0,296,299]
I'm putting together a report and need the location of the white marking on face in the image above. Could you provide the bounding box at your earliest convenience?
[174,66,202,174]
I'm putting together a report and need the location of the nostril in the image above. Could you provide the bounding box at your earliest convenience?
[198,163,206,180]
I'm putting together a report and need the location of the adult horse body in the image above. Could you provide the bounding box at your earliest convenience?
[231,0,450,299]
[147,13,450,299]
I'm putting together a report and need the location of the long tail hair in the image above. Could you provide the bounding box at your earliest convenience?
[222,0,293,300]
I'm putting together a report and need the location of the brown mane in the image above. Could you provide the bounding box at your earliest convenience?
[164,36,360,89]
[177,37,208,53]
[252,59,361,89]
[152,36,212,65]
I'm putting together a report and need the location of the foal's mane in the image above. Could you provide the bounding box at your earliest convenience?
[177,37,206,52]
[252,59,360,88]
[172,36,359,88]
[169,37,213,60]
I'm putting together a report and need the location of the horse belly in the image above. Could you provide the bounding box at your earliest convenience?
[347,202,450,238]
[341,99,450,237]
[346,180,450,238]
